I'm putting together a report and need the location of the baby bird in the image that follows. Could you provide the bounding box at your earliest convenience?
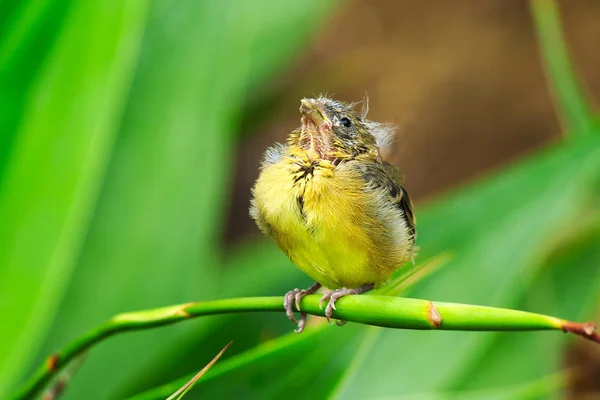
[250,97,416,333]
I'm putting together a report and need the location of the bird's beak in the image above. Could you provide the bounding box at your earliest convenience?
[300,98,324,122]
[299,98,332,135]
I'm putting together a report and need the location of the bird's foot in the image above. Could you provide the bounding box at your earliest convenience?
[284,282,322,333]
[319,284,375,324]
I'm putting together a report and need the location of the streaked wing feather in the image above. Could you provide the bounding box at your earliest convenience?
[357,161,416,242]
[397,185,416,241]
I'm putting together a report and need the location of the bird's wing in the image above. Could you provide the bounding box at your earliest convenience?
[356,161,416,242]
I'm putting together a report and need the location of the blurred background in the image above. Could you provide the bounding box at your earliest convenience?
[1,1,600,399]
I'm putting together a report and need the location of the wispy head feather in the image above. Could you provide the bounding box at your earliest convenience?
[360,94,369,119]
[364,120,395,149]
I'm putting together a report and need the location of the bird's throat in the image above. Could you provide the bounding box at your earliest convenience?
[300,117,334,161]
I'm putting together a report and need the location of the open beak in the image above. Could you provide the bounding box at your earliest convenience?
[299,99,334,159]
[300,99,325,123]
[299,98,332,135]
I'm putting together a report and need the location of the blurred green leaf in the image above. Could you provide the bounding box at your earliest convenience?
[0,0,70,178]
[111,1,337,396]
[12,1,336,399]
[447,219,600,391]
[530,0,599,138]
[116,240,308,397]
[389,371,566,400]
[0,2,147,396]
[128,324,368,400]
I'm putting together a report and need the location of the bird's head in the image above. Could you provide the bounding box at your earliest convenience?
[288,96,393,164]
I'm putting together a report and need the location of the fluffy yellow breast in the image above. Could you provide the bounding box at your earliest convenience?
[251,148,413,289]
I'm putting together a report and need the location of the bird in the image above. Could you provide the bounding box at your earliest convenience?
[250,96,416,333]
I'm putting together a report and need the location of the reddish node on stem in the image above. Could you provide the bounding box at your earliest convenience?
[562,321,600,344]
[428,302,442,328]
[46,354,60,372]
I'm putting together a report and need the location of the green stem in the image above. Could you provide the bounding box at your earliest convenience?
[12,295,599,400]
[530,0,597,139]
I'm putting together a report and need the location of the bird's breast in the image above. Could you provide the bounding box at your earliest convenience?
[252,155,381,288]
[254,156,335,231]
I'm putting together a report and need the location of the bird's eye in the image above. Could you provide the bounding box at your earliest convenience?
[340,117,352,127]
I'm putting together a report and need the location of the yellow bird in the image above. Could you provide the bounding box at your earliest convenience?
[250,97,416,333]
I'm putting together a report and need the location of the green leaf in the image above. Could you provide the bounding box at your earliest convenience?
[127,324,368,400]
[390,371,566,400]
[116,240,308,397]
[446,220,600,391]
[0,0,70,178]
[0,2,147,396]
[530,0,599,139]
[18,1,336,399]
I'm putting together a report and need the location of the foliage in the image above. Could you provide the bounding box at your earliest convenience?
[1,0,599,399]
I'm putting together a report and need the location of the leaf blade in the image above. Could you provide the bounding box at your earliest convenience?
[0,2,148,395]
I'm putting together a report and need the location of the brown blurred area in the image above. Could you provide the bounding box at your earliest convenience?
[565,339,600,399]
[225,1,600,395]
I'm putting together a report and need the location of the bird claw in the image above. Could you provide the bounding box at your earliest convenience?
[284,282,322,334]
[319,291,331,310]
[284,289,301,324]
[321,289,346,324]
[294,313,307,333]
[294,289,307,310]
[319,284,375,326]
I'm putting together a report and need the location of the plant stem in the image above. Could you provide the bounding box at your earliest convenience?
[11,295,600,400]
